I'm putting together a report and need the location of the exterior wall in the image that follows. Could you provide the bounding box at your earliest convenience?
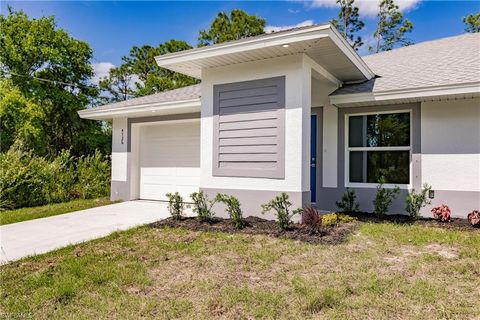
[315,98,480,218]
[316,103,421,214]
[200,54,313,215]
[420,98,480,217]
[111,118,131,201]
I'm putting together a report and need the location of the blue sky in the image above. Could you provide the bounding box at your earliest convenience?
[2,1,479,82]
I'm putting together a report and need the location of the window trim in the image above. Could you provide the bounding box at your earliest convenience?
[344,109,413,189]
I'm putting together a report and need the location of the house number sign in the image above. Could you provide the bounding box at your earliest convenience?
[121,129,124,145]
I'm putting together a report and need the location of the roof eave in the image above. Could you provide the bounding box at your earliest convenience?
[330,82,480,106]
[155,24,375,81]
[78,98,201,120]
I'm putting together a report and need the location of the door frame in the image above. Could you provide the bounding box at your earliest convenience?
[310,114,317,203]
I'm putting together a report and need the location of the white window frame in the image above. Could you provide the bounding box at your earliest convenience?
[344,109,412,189]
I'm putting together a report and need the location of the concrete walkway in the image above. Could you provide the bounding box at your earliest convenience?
[0,200,175,264]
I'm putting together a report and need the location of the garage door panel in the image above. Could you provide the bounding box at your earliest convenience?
[139,121,200,201]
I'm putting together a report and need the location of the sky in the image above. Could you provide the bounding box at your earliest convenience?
[2,0,479,84]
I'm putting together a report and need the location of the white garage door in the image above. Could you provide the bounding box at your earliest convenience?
[139,120,200,201]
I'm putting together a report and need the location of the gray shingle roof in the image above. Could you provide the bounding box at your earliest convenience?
[90,84,201,111]
[332,33,480,96]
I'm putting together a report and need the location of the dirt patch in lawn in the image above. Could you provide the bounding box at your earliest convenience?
[347,212,478,231]
[150,216,357,245]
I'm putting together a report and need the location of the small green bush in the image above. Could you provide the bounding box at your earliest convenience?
[405,184,432,219]
[373,177,400,217]
[336,188,360,213]
[190,191,216,222]
[166,192,184,220]
[322,213,356,227]
[261,193,303,230]
[215,193,245,229]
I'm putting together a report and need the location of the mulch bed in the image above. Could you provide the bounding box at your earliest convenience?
[150,216,358,245]
[347,212,479,231]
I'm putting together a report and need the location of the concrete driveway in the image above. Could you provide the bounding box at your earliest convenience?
[0,200,176,264]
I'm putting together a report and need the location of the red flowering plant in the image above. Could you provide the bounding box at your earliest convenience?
[301,205,323,232]
[431,204,451,222]
[467,210,480,227]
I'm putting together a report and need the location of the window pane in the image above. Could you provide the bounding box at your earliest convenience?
[349,151,364,183]
[348,116,364,147]
[366,151,410,184]
[366,113,410,147]
[349,151,410,184]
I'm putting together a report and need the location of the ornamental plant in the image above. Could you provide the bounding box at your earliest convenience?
[301,205,322,232]
[165,192,184,220]
[261,193,303,230]
[190,191,216,222]
[336,188,360,213]
[467,210,480,227]
[322,213,356,227]
[405,184,432,219]
[373,177,400,217]
[215,193,245,229]
[431,204,451,222]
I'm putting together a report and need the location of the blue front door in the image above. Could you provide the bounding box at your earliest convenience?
[310,115,317,202]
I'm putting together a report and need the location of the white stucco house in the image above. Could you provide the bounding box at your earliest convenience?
[79,24,480,218]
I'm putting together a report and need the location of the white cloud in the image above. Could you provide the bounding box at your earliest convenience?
[307,0,422,18]
[265,20,315,33]
[91,62,115,85]
[288,8,301,14]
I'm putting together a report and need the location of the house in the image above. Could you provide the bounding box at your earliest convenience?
[79,24,480,218]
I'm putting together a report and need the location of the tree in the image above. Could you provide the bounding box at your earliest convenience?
[330,0,365,51]
[198,9,266,46]
[463,13,480,33]
[369,0,413,53]
[0,79,46,154]
[98,64,135,103]
[0,9,109,156]
[118,40,198,97]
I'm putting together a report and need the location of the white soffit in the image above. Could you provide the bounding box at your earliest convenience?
[155,25,374,82]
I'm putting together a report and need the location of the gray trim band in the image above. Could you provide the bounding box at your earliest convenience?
[212,76,286,179]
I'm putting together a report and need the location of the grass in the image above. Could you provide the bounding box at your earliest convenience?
[0,198,114,225]
[0,222,479,319]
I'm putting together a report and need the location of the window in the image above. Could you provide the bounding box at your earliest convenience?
[346,111,411,185]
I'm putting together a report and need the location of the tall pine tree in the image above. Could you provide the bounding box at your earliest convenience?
[331,0,365,51]
[369,0,413,53]
[463,13,480,33]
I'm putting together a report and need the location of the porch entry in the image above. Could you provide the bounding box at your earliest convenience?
[310,115,317,202]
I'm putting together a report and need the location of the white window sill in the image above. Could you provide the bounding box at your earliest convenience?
[345,182,411,189]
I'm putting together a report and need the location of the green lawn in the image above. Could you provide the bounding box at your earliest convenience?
[0,198,114,225]
[0,222,478,319]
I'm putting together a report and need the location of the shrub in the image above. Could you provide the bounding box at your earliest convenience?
[467,210,480,227]
[190,191,216,222]
[322,213,356,227]
[0,148,111,209]
[261,193,303,230]
[301,205,322,231]
[165,192,184,220]
[74,151,111,199]
[336,188,360,213]
[405,184,432,219]
[431,204,451,222]
[373,177,400,217]
[215,193,245,229]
